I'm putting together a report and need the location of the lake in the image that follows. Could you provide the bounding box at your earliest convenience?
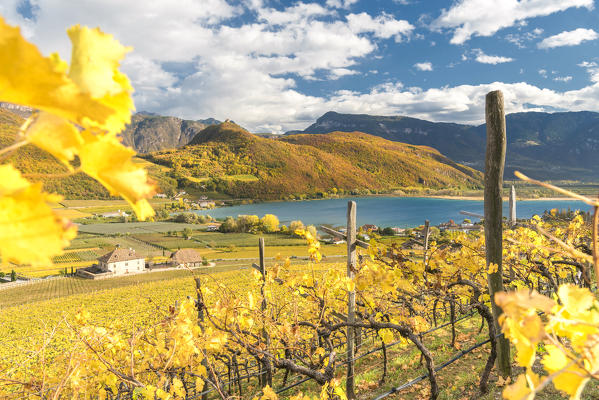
[194,197,588,228]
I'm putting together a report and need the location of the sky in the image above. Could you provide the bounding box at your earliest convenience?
[2,0,599,133]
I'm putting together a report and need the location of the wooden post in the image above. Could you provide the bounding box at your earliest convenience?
[346,201,357,400]
[423,220,430,266]
[484,90,511,377]
[258,237,272,387]
[509,185,517,225]
[195,277,209,400]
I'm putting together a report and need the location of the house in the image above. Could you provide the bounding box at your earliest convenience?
[154,193,168,198]
[361,224,379,232]
[198,201,216,208]
[100,209,128,218]
[391,227,405,235]
[170,249,203,267]
[97,247,145,275]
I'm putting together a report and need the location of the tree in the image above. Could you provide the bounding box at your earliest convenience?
[260,214,280,233]
[289,220,305,235]
[237,214,260,232]
[183,228,193,240]
[381,227,395,236]
[10,270,16,282]
[219,216,237,233]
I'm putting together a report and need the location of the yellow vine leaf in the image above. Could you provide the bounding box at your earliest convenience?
[502,374,534,400]
[542,345,589,399]
[67,24,134,134]
[23,112,83,169]
[0,17,113,127]
[78,132,155,219]
[0,165,76,265]
[1,17,155,221]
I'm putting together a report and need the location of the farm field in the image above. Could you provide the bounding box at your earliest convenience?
[76,221,207,234]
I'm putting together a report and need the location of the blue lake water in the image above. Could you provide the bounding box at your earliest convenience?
[194,197,587,228]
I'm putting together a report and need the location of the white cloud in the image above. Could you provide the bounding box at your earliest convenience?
[505,28,543,48]
[538,28,599,48]
[579,61,599,82]
[6,0,599,134]
[473,49,514,64]
[539,69,548,78]
[346,12,414,41]
[258,2,331,25]
[414,62,433,71]
[328,68,360,79]
[325,0,358,9]
[553,76,573,82]
[432,0,594,44]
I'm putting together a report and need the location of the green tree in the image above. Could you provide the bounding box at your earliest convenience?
[219,216,237,233]
[183,228,193,239]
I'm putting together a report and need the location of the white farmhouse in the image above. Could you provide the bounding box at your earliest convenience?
[97,247,145,275]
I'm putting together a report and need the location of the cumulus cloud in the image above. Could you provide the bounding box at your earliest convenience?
[325,0,358,9]
[538,28,598,48]
[346,12,414,41]
[473,49,514,64]
[432,0,594,44]
[414,62,433,71]
[5,0,599,134]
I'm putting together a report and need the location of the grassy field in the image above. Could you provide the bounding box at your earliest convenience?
[76,221,207,234]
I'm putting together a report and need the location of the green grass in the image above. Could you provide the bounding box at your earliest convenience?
[77,221,207,234]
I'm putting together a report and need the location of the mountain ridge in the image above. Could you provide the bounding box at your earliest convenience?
[144,121,483,200]
[293,110,599,181]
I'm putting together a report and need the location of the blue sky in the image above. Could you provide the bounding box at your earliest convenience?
[2,0,599,132]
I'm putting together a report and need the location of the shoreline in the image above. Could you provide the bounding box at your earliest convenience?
[220,193,581,207]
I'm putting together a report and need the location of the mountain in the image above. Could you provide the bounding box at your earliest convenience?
[144,121,482,200]
[0,108,178,199]
[294,111,599,181]
[120,112,221,153]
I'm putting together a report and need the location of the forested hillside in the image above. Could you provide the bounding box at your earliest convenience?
[296,110,599,180]
[144,121,483,200]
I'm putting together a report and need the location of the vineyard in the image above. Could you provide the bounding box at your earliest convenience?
[2,208,598,399]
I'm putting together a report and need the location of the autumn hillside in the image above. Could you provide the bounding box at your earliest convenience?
[0,108,177,199]
[144,121,483,200]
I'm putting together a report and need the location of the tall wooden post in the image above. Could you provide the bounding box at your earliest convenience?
[484,90,512,377]
[346,201,357,399]
[509,185,517,225]
[258,237,272,386]
[423,220,430,266]
[195,277,209,400]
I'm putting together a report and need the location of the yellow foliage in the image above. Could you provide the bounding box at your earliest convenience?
[0,16,155,266]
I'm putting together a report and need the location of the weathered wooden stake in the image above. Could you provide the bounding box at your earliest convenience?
[195,277,209,400]
[423,220,430,266]
[258,237,272,387]
[346,201,357,400]
[509,185,517,225]
[484,90,512,377]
